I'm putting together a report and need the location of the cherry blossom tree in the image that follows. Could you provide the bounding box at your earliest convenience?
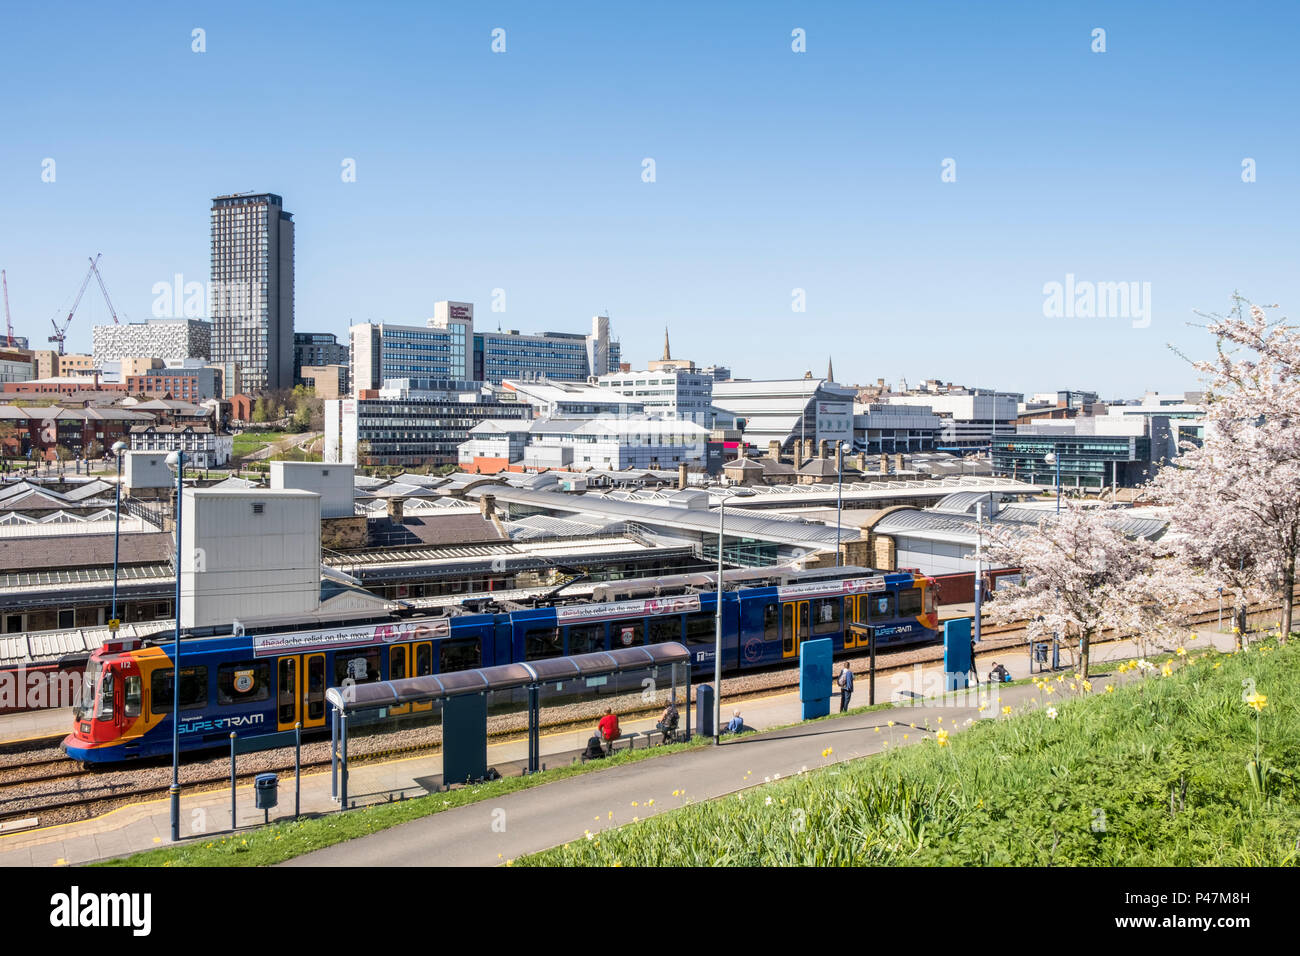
[982,502,1200,678]
[1149,297,1300,641]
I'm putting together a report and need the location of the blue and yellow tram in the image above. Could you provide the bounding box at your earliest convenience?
[64,566,937,763]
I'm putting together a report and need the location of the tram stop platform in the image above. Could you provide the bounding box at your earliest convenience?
[0,629,1238,867]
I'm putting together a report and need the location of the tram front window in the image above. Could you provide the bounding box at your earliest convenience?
[76,661,101,720]
[95,669,116,722]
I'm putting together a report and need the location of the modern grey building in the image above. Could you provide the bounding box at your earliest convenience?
[210,192,294,394]
[293,331,348,386]
[712,378,856,454]
[92,319,211,370]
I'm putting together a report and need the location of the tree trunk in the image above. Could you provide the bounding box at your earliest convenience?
[1080,629,1091,680]
[1236,603,1248,651]
[1281,540,1295,644]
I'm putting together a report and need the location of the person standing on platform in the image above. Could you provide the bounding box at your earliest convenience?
[837,663,855,712]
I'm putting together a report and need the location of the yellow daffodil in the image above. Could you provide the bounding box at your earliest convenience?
[1082,680,1091,692]
[1161,662,1173,677]
[936,729,950,747]
[1104,685,1114,694]
[1176,647,1187,657]
[1245,692,1268,712]
[1002,705,1012,715]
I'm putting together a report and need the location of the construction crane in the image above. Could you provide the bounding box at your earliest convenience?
[90,257,122,326]
[1,270,13,348]
[48,253,121,355]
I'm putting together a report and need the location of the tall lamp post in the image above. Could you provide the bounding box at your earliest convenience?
[1043,449,1062,514]
[165,449,185,842]
[835,441,849,567]
[714,487,755,744]
[110,441,128,627]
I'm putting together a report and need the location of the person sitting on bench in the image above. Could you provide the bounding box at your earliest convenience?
[656,701,679,742]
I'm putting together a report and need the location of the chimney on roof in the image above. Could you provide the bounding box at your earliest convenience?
[768,440,781,461]
[387,496,405,521]
[793,440,803,470]
[818,439,829,459]
[894,452,904,472]
[479,493,495,519]
[678,463,688,490]
[880,453,889,474]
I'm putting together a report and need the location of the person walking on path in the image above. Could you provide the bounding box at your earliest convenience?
[837,663,855,712]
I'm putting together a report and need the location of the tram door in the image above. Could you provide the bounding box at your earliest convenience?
[781,601,810,659]
[844,595,867,649]
[276,654,327,731]
[387,642,435,716]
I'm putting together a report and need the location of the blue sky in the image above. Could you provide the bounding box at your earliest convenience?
[1,0,1296,397]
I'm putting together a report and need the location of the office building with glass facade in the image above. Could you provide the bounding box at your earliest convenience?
[324,378,532,467]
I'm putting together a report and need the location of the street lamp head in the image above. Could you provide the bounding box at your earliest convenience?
[1043,452,1056,465]
[165,450,183,470]
[111,440,127,454]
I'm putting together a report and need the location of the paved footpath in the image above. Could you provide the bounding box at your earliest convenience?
[0,630,1236,867]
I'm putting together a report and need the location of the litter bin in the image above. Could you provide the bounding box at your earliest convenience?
[254,773,279,812]
[1033,643,1048,664]
[696,684,715,737]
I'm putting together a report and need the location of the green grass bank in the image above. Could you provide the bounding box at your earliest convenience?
[522,642,1300,866]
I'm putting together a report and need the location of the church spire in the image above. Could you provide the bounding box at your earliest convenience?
[827,355,835,383]
[662,326,672,362]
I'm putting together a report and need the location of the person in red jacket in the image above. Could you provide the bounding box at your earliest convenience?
[598,707,620,748]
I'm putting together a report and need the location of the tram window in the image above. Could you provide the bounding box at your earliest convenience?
[217,662,271,705]
[151,666,209,714]
[389,646,407,680]
[96,670,115,721]
[867,593,897,621]
[764,604,781,642]
[277,658,297,724]
[415,643,433,677]
[567,624,604,656]
[898,589,922,616]
[649,616,681,645]
[611,620,643,648]
[812,598,842,635]
[306,656,327,721]
[685,614,715,645]
[440,638,481,673]
[334,650,381,686]
[525,627,563,660]
[123,675,142,718]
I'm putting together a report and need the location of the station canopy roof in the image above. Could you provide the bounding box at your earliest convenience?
[325,642,691,713]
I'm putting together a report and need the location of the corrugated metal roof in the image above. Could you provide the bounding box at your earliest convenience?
[464,485,857,548]
[873,506,1168,546]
